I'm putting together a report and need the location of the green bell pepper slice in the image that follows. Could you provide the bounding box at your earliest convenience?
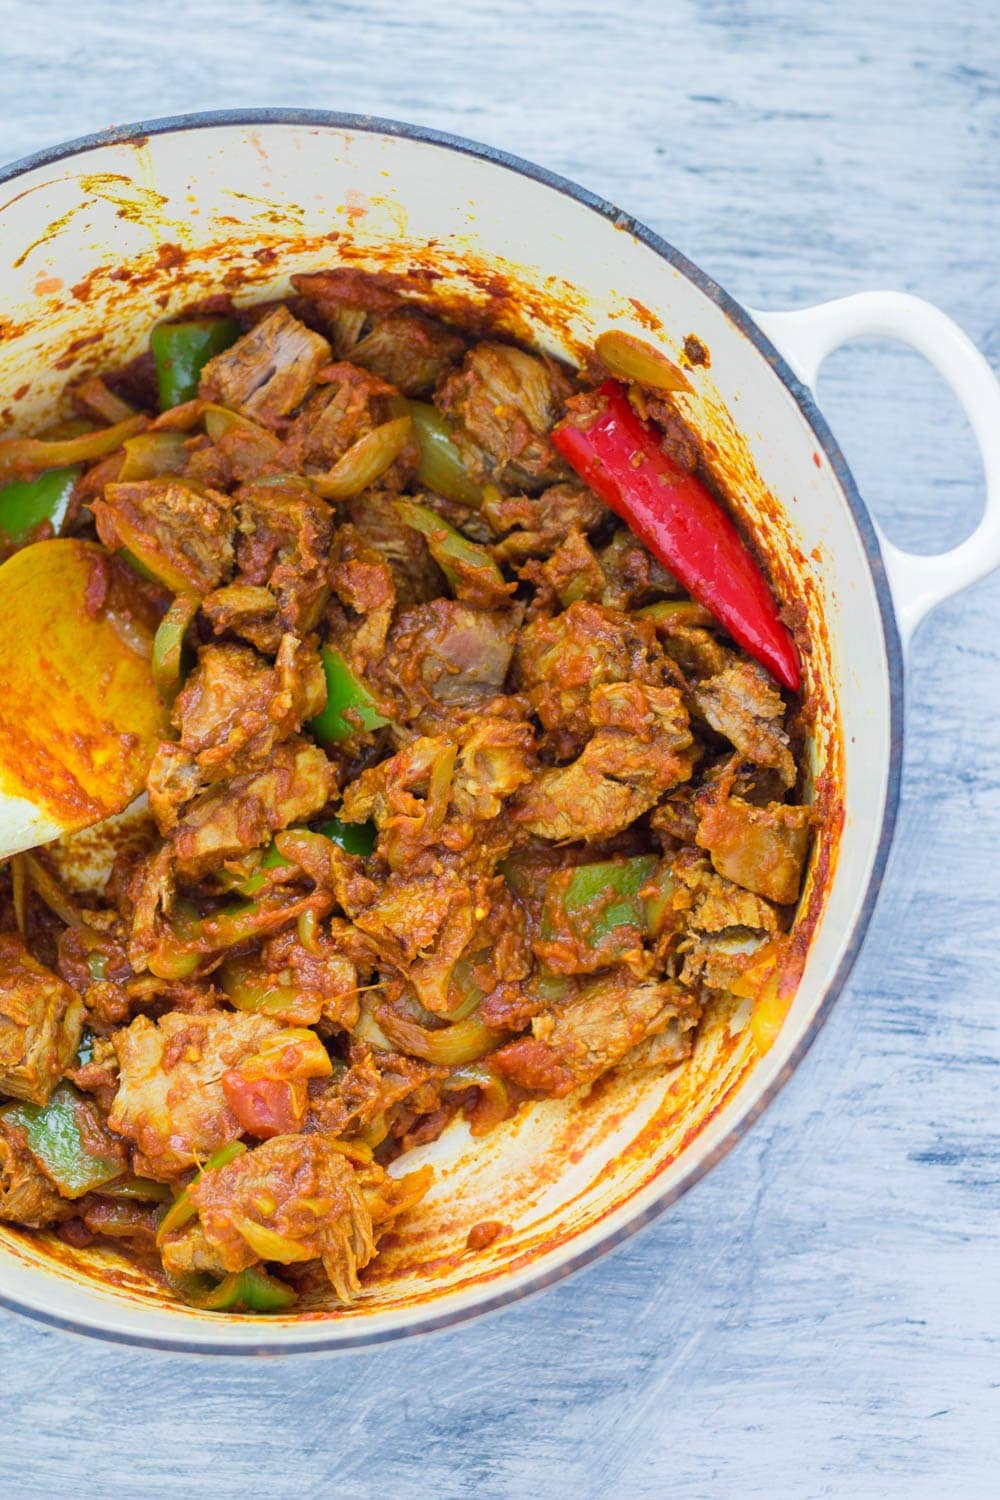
[219,954,302,1016]
[309,645,390,743]
[197,1266,298,1313]
[150,318,241,411]
[2,1083,123,1198]
[542,855,656,940]
[394,498,506,603]
[0,466,81,546]
[408,400,482,507]
[151,593,200,703]
[166,1264,298,1313]
[146,898,204,981]
[315,815,376,857]
[540,856,676,963]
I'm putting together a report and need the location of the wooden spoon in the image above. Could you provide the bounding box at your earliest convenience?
[0,538,167,857]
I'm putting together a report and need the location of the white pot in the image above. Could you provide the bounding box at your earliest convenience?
[0,112,996,1354]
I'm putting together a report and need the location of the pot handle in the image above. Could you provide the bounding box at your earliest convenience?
[753,292,1000,647]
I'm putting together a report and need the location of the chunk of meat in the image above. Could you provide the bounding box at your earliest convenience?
[347,490,443,605]
[328,523,397,671]
[436,343,573,492]
[672,850,781,990]
[620,1018,698,1071]
[384,600,519,713]
[176,636,325,776]
[0,1117,72,1226]
[158,1222,226,1281]
[352,868,469,967]
[0,936,83,1106]
[186,1130,430,1302]
[515,681,695,841]
[486,481,609,563]
[254,928,360,1030]
[349,308,465,396]
[519,529,605,610]
[514,601,663,748]
[292,267,403,353]
[692,659,795,787]
[451,711,536,823]
[494,974,698,1097]
[201,582,279,646]
[675,852,781,935]
[234,479,334,647]
[639,389,703,473]
[93,478,235,593]
[657,624,731,679]
[199,305,330,426]
[695,779,811,905]
[170,738,336,878]
[286,360,397,471]
[596,528,681,611]
[307,1044,443,1136]
[147,635,326,830]
[79,1197,159,1252]
[341,713,532,875]
[107,1010,282,1178]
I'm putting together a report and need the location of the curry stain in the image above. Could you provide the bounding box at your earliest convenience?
[628,297,662,332]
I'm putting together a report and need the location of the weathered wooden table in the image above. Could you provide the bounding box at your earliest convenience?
[0,3,996,1495]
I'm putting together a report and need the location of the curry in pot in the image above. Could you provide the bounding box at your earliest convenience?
[0,271,809,1313]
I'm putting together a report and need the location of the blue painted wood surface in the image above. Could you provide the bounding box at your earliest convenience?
[0,3,997,1495]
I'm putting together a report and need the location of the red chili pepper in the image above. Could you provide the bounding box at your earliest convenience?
[551,380,800,692]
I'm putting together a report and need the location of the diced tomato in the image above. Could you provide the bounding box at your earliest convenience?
[221,1071,306,1139]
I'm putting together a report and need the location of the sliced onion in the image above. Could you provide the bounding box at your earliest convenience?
[595,330,693,394]
[311,415,413,501]
[0,415,146,480]
[118,431,188,482]
[376,1008,500,1067]
[232,1215,314,1263]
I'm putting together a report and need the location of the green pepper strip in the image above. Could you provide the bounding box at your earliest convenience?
[165,1264,298,1313]
[309,645,390,743]
[219,955,303,1016]
[0,466,81,546]
[146,898,204,981]
[1,1083,122,1198]
[155,1139,248,1246]
[102,1174,172,1203]
[315,815,376,857]
[394,498,506,601]
[151,593,200,703]
[194,1267,298,1313]
[540,855,673,957]
[150,318,241,411]
[408,400,482,507]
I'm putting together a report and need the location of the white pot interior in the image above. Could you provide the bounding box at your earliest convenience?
[0,118,895,1349]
